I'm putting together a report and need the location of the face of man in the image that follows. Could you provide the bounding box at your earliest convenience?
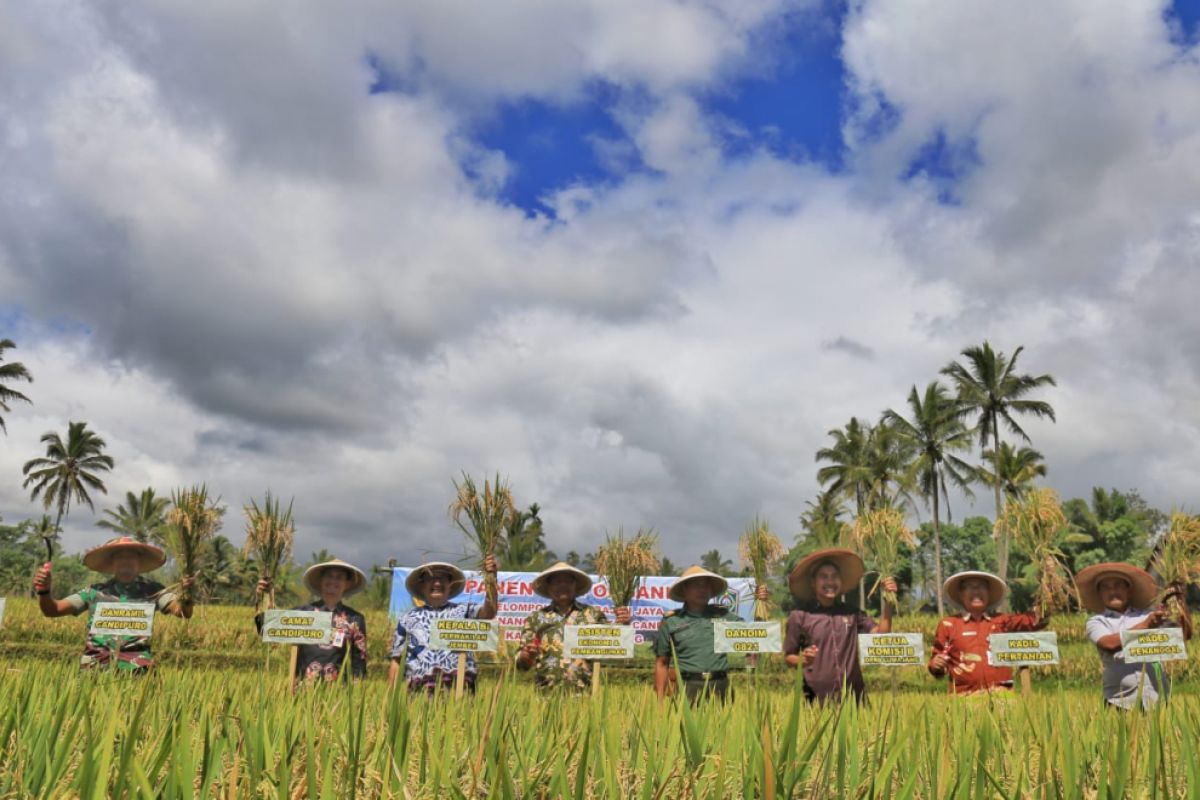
[681,579,715,608]
[1098,576,1131,612]
[547,573,578,607]
[959,578,991,614]
[421,570,455,608]
[111,550,141,583]
[814,563,843,603]
[320,568,350,604]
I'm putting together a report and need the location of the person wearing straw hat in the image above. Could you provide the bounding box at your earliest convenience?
[255,557,369,683]
[782,548,895,703]
[388,555,499,694]
[927,571,1046,694]
[653,565,763,703]
[32,536,193,673]
[1077,562,1192,710]
[517,561,631,692]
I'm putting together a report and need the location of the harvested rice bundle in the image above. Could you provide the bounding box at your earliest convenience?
[164,484,224,606]
[243,491,296,613]
[595,528,659,614]
[738,517,784,621]
[995,488,1077,615]
[449,472,514,609]
[1151,511,1200,617]
[848,507,915,607]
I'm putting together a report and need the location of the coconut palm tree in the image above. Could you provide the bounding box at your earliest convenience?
[97,488,170,543]
[816,417,872,517]
[22,422,115,550]
[861,420,919,512]
[798,488,847,551]
[502,503,555,571]
[941,342,1056,579]
[884,382,976,616]
[0,339,33,435]
[977,442,1047,502]
[699,549,734,576]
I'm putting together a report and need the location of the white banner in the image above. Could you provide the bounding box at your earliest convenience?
[429,618,499,653]
[987,632,1060,666]
[713,621,783,654]
[562,625,636,659]
[857,633,925,666]
[261,610,334,645]
[89,602,156,638]
[1120,628,1188,664]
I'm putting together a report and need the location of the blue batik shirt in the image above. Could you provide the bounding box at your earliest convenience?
[390,602,480,686]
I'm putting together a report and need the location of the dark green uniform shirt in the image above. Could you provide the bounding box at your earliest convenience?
[653,604,742,673]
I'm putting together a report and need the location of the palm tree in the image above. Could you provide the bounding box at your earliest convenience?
[0,339,33,434]
[941,342,1056,579]
[97,488,170,543]
[977,442,1046,501]
[699,549,734,576]
[798,488,846,551]
[816,417,872,517]
[883,382,976,615]
[501,503,556,570]
[22,421,115,544]
[861,421,919,511]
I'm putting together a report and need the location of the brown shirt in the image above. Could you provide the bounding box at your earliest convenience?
[784,603,876,700]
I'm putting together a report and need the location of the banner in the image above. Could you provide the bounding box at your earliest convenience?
[1120,628,1188,663]
[429,618,499,652]
[987,632,1060,666]
[857,633,925,666]
[89,602,155,638]
[261,610,334,645]
[713,621,782,654]
[390,568,756,643]
[562,625,636,659]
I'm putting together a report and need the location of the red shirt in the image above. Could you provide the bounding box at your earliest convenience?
[929,612,1041,694]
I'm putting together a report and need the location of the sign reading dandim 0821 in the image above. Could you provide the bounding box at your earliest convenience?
[713,621,782,654]
[89,602,156,638]
[261,610,334,645]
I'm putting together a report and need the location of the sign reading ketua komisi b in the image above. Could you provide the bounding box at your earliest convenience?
[89,602,156,638]
[261,610,334,646]
[857,633,925,666]
[1120,628,1188,663]
[428,618,499,653]
[713,621,782,654]
[987,632,1060,667]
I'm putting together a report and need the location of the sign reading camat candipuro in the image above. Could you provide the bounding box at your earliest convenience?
[857,633,925,666]
[89,602,156,638]
[1121,628,1188,664]
[261,610,334,645]
[562,625,636,659]
[429,618,499,653]
[987,632,1060,666]
[713,621,783,654]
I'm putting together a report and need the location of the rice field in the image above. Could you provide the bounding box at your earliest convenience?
[2,597,1198,798]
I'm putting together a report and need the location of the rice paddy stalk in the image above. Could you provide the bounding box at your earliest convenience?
[738,517,784,621]
[995,488,1076,616]
[1151,510,1200,619]
[449,472,514,609]
[595,527,660,611]
[848,508,916,607]
[164,484,224,607]
[243,491,296,613]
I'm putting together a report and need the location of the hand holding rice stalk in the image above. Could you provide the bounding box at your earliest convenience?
[595,527,659,618]
[994,488,1077,616]
[1151,511,1200,619]
[449,472,513,609]
[164,484,224,607]
[243,492,295,613]
[848,508,915,608]
[738,517,784,621]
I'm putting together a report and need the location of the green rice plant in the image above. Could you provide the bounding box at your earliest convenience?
[848,508,916,607]
[738,517,784,621]
[449,472,514,609]
[163,484,224,606]
[995,487,1080,615]
[243,491,296,612]
[595,527,660,610]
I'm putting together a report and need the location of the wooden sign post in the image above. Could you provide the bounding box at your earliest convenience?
[988,632,1060,697]
[260,610,334,689]
[429,619,499,698]
[563,625,636,696]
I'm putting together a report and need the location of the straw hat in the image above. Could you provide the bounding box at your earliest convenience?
[1075,562,1159,614]
[531,561,593,598]
[303,558,367,597]
[82,536,167,575]
[943,571,1008,610]
[668,566,729,603]
[405,561,466,601]
[788,548,865,601]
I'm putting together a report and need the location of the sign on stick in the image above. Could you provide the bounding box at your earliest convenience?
[857,633,925,666]
[260,610,334,645]
[563,625,636,659]
[90,602,156,638]
[429,618,499,652]
[1120,628,1188,664]
[987,632,1060,666]
[713,621,783,654]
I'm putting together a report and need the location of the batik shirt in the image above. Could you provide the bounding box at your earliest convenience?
[390,602,481,691]
[518,601,610,690]
[258,601,368,682]
[64,577,179,672]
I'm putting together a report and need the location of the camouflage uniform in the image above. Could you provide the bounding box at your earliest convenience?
[63,577,179,673]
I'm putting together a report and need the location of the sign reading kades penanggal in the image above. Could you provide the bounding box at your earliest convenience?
[89,602,156,638]
[1121,628,1187,663]
[857,633,925,666]
[987,632,1060,666]
[429,618,499,652]
[713,621,783,654]
[562,625,636,659]
[261,610,334,645]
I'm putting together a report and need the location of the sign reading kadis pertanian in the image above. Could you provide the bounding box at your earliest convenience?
[89,602,156,638]
[987,632,1060,666]
[389,568,757,644]
[260,610,334,645]
[713,621,783,654]
[429,618,499,653]
[1120,628,1188,664]
[562,625,636,659]
[857,633,925,666]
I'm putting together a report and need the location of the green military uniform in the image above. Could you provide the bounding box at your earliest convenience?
[654,604,742,702]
